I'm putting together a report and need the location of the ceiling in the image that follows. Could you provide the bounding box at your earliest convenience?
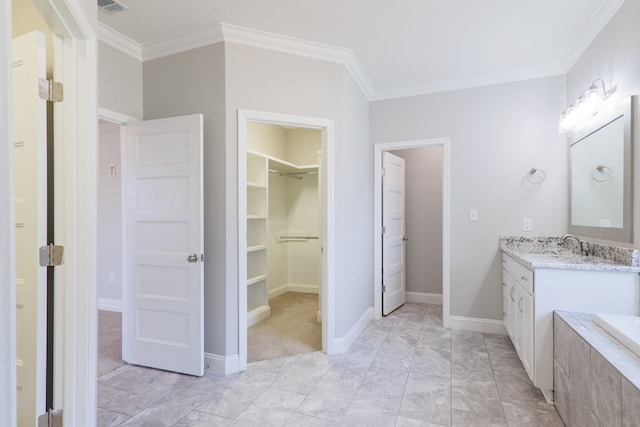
[98,0,625,100]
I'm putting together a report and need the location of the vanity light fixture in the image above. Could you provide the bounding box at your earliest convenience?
[559,79,612,133]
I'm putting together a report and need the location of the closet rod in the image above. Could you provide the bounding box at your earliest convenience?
[268,169,318,180]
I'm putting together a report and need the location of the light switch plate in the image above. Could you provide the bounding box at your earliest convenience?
[469,209,478,222]
[523,218,533,232]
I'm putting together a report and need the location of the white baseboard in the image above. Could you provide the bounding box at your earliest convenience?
[449,315,506,335]
[406,291,442,305]
[333,307,373,354]
[268,284,288,299]
[204,352,241,375]
[268,283,319,300]
[247,305,270,327]
[98,298,122,312]
[287,283,319,294]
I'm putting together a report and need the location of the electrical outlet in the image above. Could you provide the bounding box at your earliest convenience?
[469,209,478,222]
[523,218,533,232]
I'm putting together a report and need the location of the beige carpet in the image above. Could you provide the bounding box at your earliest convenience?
[248,292,321,363]
[97,310,126,376]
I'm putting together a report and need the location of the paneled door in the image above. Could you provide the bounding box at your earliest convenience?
[382,151,406,315]
[123,114,204,376]
[13,31,48,426]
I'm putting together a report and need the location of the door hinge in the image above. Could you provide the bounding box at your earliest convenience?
[38,409,63,427]
[382,285,386,293]
[381,226,386,234]
[38,78,63,102]
[380,168,385,176]
[39,244,64,267]
[200,253,205,262]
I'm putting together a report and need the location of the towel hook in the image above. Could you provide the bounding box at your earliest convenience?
[591,164,612,182]
[526,168,545,185]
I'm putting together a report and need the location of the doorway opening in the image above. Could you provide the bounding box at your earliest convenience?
[373,139,451,327]
[238,110,334,370]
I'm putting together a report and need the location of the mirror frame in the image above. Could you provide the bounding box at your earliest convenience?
[568,95,635,243]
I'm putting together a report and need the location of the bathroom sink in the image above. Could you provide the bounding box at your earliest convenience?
[594,313,640,359]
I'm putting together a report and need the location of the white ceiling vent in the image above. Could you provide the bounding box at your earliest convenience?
[98,0,127,15]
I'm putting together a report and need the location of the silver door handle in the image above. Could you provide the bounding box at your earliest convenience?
[187,253,198,263]
[403,236,409,242]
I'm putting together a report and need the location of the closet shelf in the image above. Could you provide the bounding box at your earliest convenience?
[247,244,267,252]
[247,215,267,220]
[247,181,267,189]
[247,275,267,286]
[247,148,317,174]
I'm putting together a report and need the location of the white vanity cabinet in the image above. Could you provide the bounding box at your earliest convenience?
[501,252,640,403]
[502,255,534,377]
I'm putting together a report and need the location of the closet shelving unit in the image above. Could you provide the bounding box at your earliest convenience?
[246,151,270,326]
[245,148,318,327]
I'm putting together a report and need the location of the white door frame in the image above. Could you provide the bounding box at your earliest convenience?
[1,1,97,425]
[373,139,451,327]
[238,109,335,370]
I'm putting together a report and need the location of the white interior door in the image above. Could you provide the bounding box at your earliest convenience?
[123,114,204,376]
[13,31,47,426]
[382,151,406,315]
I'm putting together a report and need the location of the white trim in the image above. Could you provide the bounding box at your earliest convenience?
[1,0,16,422]
[220,23,373,100]
[333,307,373,354]
[370,64,564,101]
[98,298,122,312]
[406,292,442,305]
[204,352,240,375]
[268,283,319,300]
[560,0,626,72]
[373,139,451,329]
[143,25,224,62]
[98,107,139,124]
[268,284,288,300]
[449,316,507,335]
[247,306,271,328]
[97,22,142,61]
[238,109,335,371]
[286,283,319,294]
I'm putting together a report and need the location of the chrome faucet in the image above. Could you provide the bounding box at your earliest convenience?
[560,234,585,255]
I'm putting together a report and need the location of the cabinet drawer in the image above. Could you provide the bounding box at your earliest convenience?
[503,254,533,294]
[518,267,534,294]
[503,254,520,278]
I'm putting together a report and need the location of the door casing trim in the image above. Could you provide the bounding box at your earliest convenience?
[373,139,451,326]
[237,109,335,371]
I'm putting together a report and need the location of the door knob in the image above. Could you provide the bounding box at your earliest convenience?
[187,253,198,263]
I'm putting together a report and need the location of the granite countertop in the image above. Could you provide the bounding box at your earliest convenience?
[500,236,640,273]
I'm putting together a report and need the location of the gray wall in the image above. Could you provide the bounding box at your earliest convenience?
[224,44,373,342]
[143,43,228,357]
[97,120,122,304]
[566,0,640,246]
[371,76,567,320]
[98,42,143,119]
[391,147,443,296]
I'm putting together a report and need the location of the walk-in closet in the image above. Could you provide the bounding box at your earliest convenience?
[245,122,322,362]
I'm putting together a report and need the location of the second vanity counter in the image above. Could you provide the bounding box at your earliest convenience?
[499,236,640,404]
[500,236,640,273]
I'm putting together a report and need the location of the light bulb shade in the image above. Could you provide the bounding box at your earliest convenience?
[583,85,604,114]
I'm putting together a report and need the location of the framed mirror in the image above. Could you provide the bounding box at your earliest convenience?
[569,96,635,242]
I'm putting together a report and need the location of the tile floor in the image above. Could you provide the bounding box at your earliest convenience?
[97,303,563,426]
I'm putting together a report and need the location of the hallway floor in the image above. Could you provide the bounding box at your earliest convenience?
[97,303,562,426]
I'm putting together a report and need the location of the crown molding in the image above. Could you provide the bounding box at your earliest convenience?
[220,23,374,99]
[371,63,565,101]
[97,22,142,61]
[560,0,626,72]
[143,25,224,62]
